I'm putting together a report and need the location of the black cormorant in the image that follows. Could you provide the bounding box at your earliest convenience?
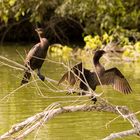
[21,28,49,85]
[58,50,132,102]
[91,50,132,94]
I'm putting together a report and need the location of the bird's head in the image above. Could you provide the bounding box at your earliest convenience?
[93,50,106,65]
[35,28,45,38]
[35,28,44,35]
[94,50,106,57]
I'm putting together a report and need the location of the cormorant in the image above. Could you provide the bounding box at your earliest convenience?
[58,50,132,102]
[21,28,49,85]
[91,50,132,94]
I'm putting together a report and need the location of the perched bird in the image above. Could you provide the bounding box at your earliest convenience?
[58,50,132,103]
[90,50,132,94]
[21,28,49,85]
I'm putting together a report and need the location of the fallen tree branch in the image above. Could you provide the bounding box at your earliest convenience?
[0,100,140,140]
[103,129,136,140]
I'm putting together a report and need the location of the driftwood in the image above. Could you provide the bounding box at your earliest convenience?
[0,100,140,140]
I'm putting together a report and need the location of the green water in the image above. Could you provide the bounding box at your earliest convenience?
[0,45,140,140]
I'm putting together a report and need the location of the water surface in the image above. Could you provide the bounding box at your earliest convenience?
[0,45,140,140]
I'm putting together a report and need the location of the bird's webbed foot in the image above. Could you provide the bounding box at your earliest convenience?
[38,74,45,81]
[78,91,87,96]
[90,95,97,104]
[21,78,29,85]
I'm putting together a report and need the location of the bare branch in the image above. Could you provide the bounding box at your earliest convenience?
[0,56,25,70]
[103,129,136,140]
[0,101,140,140]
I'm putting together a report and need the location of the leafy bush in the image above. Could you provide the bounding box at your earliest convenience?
[49,44,73,60]
[84,35,102,50]
[123,42,140,61]
[49,33,140,62]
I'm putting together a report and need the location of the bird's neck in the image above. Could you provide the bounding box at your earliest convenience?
[95,63,105,75]
[93,55,101,66]
[94,55,105,75]
[38,34,48,48]
[38,33,45,41]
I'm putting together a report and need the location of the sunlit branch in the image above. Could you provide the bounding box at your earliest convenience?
[0,101,140,140]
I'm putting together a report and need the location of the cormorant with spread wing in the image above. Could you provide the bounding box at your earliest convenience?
[58,50,132,102]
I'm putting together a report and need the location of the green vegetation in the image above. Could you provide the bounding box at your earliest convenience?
[56,0,140,35]
[0,0,140,61]
[50,33,140,61]
[49,44,73,59]
[0,0,60,23]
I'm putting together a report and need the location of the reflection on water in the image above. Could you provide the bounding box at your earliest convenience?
[0,45,140,140]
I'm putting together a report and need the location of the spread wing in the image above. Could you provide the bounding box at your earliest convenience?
[58,62,83,86]
[58,71,77,86]
[100,68,132,94]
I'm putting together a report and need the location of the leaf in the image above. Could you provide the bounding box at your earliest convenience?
[3,15,8,23]
[9,0,16,6]
[14,11,20,21]
[22,11,25,16]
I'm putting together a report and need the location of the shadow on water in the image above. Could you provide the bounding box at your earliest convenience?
[0,45,140,139]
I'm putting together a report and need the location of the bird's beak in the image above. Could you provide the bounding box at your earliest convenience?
[35,29,37,32]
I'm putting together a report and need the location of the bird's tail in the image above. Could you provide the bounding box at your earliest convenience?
[21,70,31,85]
